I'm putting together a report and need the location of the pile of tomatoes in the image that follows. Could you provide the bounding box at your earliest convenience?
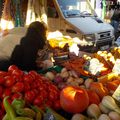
[0,65,61,118]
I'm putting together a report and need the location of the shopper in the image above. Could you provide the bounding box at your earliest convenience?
[110,6,120,33]
[10,21,50,71]
[0,21,51,71]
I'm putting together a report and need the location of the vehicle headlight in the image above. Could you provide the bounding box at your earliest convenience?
[82,34,95,46]
[84,34,95,41]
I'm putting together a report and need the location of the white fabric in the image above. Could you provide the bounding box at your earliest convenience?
[0,27,27,59]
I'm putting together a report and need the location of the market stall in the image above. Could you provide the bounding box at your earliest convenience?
[0,31,120,120]
[0,1,120,120]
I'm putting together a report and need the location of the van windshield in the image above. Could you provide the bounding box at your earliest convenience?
[57,0,96,17]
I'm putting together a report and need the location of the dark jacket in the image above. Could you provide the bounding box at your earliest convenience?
[10,34,45,71]
[0,21,47,71]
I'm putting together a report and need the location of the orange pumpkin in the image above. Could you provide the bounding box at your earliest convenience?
[60,86,89,113]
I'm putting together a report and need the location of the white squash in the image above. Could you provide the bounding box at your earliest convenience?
[71,113,88,120]
[99,103,110,114]
[98,114,111,120]
[109,111,120,120]
[102,96,120,114]
[87,104,101,119]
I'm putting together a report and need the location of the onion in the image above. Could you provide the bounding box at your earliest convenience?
[54,76,63,84]
[58,82,67,90]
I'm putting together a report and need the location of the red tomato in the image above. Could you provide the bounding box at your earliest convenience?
[0,77,5,85]
[2,88,11,98]
[35,74,44,80]
[24,83,31,91]
[4,76,15,87]
[52,90,59,100]
[1,102,5,112]
[31,81,38,89]
[0,86,3,98]
[0,110,4,119]
[48,91,55,101]
[0,71,8,77]
[48,84,58,92]
[25,91,36,103]
[33,96,43,106]
[12,69,24,77]
[8,65,18,73]
[53,100,61,110]
[38,86,44,91]
[11,93,22,100]
[1,101,5,111]
[28,70,38,79]
[12,82,24,93]
[45,100,53,108]
[35,80,43,87]
[39,90,48,99]
[13,75,23,82]
[23,74,33,84]
[32,89,39,96]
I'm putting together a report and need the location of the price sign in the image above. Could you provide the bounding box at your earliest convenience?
[112,85,120,102]
[112,59,120,74]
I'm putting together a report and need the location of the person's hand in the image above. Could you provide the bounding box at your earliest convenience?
[36,59,54,70]
[42,60,54,69]
[36,60,44,68]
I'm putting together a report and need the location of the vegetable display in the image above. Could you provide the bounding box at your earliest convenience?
[1,47,120,119]
[0,65,61,119]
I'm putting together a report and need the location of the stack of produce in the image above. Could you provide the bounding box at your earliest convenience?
[1,47,120,120]
[45,67,120,119]
[0,65,61,119]
[2,97,66,120]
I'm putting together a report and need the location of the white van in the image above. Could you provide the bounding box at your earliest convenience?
[46,0,115,52]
